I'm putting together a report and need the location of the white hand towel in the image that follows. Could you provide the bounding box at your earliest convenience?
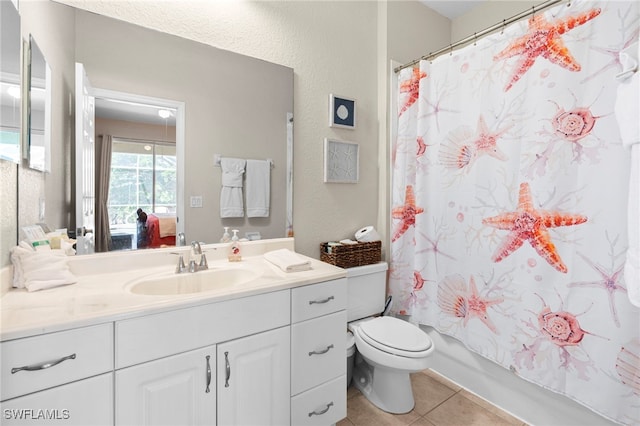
[220,158,246,218]
[264,249,312,273]
[10,244,77,291]
[246,159,270,218]
[615,40,640,308]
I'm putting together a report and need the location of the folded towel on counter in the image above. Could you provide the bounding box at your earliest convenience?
[246,159,271,218]
[264,249,312,273]
[220,157,246,218]
[10,242,77,292]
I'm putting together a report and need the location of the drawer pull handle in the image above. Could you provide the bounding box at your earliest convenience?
[205,355,211,393]
[308,401,334,417]
[224,351,231,388]
[308,296,334,305]
[11,353,77,374]
[309,344,334,356]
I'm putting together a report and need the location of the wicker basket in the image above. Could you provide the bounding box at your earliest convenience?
[320,241,381,268]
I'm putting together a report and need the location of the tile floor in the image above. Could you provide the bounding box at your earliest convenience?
[338,369,527,426]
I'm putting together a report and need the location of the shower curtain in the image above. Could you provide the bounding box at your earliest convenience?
[390,1,639,424]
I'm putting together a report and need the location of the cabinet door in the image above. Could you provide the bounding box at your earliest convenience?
[217,326,290,426]
[116,345,216,426]
[0,373,113,426]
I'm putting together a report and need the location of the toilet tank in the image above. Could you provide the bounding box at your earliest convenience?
[346,262,388,322]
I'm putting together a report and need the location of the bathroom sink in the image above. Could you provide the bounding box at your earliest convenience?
[127,266,259,296]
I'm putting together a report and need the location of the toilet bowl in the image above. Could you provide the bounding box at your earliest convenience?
[348,316,434,414]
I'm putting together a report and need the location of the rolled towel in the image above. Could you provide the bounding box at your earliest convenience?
[264,249,312,273]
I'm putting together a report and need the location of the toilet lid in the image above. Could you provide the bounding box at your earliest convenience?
[359,316,432,357]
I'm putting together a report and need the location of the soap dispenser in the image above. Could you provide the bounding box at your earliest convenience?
[220,226,231,243]
[228,229,242,262]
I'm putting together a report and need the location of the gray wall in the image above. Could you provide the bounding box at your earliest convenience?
[74,9,293,244]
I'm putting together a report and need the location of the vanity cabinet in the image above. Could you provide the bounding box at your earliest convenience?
[0,323,113,426]
[217,327,290,425]
[116,345,216,426]
[290,279,347,425]
[1,277,348,426]
[114,289,292,426]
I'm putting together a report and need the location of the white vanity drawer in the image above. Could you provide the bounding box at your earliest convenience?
[116,289,290,368]
[291,375,346,426]
[291,310,346,396]
[291,278,346,323]
[0,373,113,425]
[0,323,113,401]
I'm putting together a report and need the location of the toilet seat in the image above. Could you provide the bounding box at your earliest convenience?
[358,316,432,358]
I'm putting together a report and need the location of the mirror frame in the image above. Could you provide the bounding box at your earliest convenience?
[0,0,22,165]
[25,34,51,172]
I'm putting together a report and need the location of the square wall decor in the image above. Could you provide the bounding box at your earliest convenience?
[324,138,359,183]
[329,94,356,129]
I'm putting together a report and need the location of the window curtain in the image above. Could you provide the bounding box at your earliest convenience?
[95,134,112,252]
[390,1,639,423]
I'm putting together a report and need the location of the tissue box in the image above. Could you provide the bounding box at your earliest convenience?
[319,241,381,268]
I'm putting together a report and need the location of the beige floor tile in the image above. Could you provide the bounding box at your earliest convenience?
[425,393,518,426]
[458,390,523,425]
[421,369,462,392]
[337,417,355,426]
[346,394,421,426]
[347,384,361,400]
[408,417,438,426]
[410,371,458,416]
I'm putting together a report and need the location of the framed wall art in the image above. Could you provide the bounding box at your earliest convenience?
[323,138,359,183]
[329,94,356,129]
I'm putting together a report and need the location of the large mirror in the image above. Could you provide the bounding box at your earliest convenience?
[26,35,51,172]
[0,0,22,164]
[17,1,294,254]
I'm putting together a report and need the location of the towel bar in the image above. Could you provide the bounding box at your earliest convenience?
[214,154,273,168]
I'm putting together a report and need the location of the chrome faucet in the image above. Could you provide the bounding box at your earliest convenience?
[191,241,202,255]
[177,232,186,247]
[188,241,208,273]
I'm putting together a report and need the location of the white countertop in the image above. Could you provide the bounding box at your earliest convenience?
[1,238,346,342]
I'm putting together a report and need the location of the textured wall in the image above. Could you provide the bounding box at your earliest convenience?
[0,161,17,266]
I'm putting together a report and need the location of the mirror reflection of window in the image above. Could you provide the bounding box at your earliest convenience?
[108,138,176,244]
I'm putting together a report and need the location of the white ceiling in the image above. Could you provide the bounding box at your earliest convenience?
[420,0,484,20]
[95,97,176,127]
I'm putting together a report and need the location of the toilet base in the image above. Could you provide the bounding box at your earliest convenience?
[352,353,415,414]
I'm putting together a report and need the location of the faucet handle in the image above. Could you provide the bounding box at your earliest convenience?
[175,254,187,274]
[199,253,209,270]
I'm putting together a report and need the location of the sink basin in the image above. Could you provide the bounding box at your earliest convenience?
[127,267,260,296]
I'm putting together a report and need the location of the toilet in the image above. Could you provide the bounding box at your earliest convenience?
[346,262,435,414]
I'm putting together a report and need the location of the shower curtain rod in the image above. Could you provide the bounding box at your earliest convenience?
[394,0,565,73]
